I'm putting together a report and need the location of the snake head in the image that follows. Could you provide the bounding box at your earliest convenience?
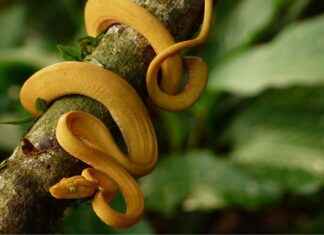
[49,175,98,199]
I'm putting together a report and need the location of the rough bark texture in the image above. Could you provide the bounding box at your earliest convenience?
[0,0,204,233]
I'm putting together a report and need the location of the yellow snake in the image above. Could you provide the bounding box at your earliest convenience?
[19,0,213,228]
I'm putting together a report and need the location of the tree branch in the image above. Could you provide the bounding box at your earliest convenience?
[0,0,204,233]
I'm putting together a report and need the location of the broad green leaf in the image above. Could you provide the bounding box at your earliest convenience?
[227,87,324,193]
[0,4,26,48]
[141,151,279,215]
[217,0,279,55]
[209,14,324,96]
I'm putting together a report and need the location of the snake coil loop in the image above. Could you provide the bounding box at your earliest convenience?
[20,0,213,228]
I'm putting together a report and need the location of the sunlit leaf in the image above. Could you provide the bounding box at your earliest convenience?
[217,0,279,55]
[227,87,324,193]
[141,151,280,215]
[209,14,324,96]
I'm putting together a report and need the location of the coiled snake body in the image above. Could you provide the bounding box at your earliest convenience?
[20,0,213,228]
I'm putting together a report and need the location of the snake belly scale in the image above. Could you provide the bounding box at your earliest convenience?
[19,0,213,228]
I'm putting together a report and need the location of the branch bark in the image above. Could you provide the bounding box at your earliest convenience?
[0,0,204,233]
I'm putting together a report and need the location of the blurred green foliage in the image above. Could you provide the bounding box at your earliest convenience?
[0,0,324,233]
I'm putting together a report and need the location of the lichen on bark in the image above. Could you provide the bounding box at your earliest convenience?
[0,0,204,233]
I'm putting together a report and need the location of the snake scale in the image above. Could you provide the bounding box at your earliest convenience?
[19,0,213,228]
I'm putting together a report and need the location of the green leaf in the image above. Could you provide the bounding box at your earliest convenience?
[77,33,104,58]
[36,97,47,113]
[227,86,324,193]
[209,14,324,96]
[217,0,280,55]
[0,116,35,125]
[57,44,82,61]
[140,151,279,215]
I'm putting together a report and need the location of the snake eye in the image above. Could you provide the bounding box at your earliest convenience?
[68,186,77,194]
